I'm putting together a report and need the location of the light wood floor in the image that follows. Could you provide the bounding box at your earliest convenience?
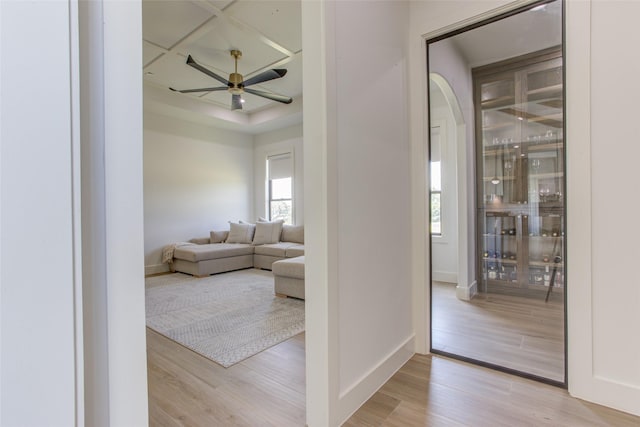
[432,282,565,382]
[147,328,306,426]
[147,327,639,427]
[345,354,640,426]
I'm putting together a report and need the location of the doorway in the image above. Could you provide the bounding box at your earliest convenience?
[428,0,566,386]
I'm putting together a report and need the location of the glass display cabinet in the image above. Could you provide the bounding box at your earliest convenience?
[474,47,565,295]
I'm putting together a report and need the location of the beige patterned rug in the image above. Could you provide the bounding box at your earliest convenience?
[145,269,305,367]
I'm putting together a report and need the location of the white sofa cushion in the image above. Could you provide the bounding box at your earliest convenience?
[285,245,305,258]
[252,220,284,245]
[281,224,304,243]
[173,243,254,262]
[272,256,305,279]
[254,242,299,257]
[226,222,255,244]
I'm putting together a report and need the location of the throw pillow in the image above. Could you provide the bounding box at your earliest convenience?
[281,224,304,244]
[225,222,255,244]
[252,220,284,245]
[209,230,228,243]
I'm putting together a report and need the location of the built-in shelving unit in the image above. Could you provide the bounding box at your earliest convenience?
[474,47,565,295]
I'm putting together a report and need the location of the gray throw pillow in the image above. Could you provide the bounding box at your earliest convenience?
[281,224,304,244]
[225,222,255,244]
[252,220,284,245]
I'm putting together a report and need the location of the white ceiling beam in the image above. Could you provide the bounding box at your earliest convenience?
[143,11,221,69]
[195,0,295,57]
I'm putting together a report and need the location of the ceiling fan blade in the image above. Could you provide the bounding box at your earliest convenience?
[242,69,287,87]
[244,88,292,104]
[169,86,228,94]
[231,94,243,110]
[186,55,229,86]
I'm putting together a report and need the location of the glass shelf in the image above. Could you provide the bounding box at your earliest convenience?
[475,47,565,293]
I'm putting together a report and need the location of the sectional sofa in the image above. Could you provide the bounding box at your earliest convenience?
[168,220,304,277]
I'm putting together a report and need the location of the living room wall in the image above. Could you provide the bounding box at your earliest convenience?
[143,112,254,274]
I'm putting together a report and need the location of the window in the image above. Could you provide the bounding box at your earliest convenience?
[430,127,442,235]
[267,152,293,224]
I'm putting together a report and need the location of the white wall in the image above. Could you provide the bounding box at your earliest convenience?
[0,1,81,425]
[301,1,333,424]
[143,112,254,274]
[566,0,640,416]
[303,1,414,425]
[81,1,149,425]
[410,0,640,417]
[335,0,413,400]
[253,123,304,225]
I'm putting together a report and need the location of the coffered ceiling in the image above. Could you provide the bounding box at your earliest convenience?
[142,0,303,134]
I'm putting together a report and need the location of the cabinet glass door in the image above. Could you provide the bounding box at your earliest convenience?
[476,49,564,299]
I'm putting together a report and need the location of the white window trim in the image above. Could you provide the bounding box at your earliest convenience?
[266,149,295,224]
[430,120,448,243]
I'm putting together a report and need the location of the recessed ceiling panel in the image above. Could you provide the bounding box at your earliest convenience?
[144,53,223,92]
[250,53,302,98]
[142,0,216,50]
[143,41,166,67]
[142,0,303,128]
[225,0,302,52]
[185,18,286,75]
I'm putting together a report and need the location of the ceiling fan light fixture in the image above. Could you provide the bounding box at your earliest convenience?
[171,50,292,111]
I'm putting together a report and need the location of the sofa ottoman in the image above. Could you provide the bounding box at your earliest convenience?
[272,256,305,299]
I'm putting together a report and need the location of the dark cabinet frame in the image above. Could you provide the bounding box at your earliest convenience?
[473,47,566,296]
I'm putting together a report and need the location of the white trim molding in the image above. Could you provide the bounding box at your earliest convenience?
[145,264,170,276]
[456,280,477,301]
[433,270,458,284]
[337,335,415,425]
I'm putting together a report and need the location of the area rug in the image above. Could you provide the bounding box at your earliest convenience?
[145,269,305,368]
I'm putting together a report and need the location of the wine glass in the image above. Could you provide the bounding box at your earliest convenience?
[532,159,541,171]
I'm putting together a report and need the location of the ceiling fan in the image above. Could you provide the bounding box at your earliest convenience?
[170,50,292,110]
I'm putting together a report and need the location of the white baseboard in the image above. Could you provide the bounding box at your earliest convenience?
[337,334,415,425]
[432,270,458,284]
[456,280,477,301]
[145,263,170,276]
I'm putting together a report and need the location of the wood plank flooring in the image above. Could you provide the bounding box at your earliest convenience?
[147,282,638,426]
[345,354,640,426]
[432,281,565,382]
[147,328,306,426]
[148,327,639,427]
